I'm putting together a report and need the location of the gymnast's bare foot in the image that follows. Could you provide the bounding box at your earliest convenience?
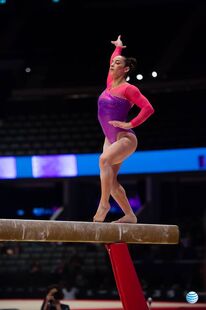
[112,212,137,224]
[93,203,110,222]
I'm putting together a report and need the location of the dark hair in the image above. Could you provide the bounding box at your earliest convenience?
[46,284,64,300]
[124,57,137,76]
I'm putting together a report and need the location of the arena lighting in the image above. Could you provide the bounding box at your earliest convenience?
[126,76,130,81]
[136,74,143,80]
[52,0,60,3]
[17,209,25,216]
[0,0,6,4]
[152,71,157,78]
[25,67,31,73]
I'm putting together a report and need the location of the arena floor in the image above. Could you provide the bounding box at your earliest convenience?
[0,299,205,310]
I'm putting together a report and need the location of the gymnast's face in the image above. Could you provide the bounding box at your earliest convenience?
[110,56,129,78]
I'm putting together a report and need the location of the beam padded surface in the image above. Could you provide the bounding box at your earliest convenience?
[0,219,179,244]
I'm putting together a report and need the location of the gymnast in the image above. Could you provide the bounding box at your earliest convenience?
[93,35,155,223]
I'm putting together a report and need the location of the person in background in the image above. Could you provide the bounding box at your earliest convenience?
[40,284,70,310]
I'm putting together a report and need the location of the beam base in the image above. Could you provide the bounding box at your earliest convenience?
[106,243,149,310]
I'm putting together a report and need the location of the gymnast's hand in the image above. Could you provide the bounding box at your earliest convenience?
[111,35,127,49]
[109,120,132,129]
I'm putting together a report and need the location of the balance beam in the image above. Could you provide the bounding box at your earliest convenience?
[0,219,179,244]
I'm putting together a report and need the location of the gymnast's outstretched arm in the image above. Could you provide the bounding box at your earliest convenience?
[106,35,126,87]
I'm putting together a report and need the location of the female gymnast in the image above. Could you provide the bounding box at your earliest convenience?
[93,35,155,223]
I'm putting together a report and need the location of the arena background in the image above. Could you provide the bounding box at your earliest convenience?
[0,0,205,309]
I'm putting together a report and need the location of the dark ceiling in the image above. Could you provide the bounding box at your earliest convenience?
[0,0,205,100]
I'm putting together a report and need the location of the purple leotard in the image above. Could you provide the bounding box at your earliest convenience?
[98,90,135,144]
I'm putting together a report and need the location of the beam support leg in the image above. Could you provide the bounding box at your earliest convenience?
[105,243,149,310]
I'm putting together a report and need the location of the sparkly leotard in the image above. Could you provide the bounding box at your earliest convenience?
[98,90,134,143]
[97,46,154,144]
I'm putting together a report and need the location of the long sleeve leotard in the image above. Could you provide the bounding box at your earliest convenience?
[98,46,154,144]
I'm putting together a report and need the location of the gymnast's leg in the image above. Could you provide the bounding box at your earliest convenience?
[111,164,137,223]
[93,138,113,222]
[93,133,137,223]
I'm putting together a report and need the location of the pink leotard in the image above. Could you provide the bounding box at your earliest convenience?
[98,46,154,144]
